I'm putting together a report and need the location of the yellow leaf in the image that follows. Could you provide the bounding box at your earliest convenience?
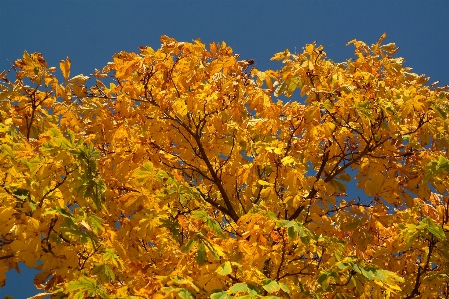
[79,220,92,231]
[260,187,272,198]
[68,74,90,84]
[69,83,88,98]
[59,57,71,81]
[27,293,53,299]
[34,271,52,289]
[173,99,188,117]
[27,218,40,231]
[271,49,290,61]
[281,156,295,166]
[305,106,320,124]
[119,192,139,202]
[237,165,250,185]
[119,192,141,210]
[310,203,322,215]
[10,240,25,252]
[258,180,271,186]
[0,207,15,221]
[365,171,384,195]
[273,147,283,155]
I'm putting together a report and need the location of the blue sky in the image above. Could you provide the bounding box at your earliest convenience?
[1,1,449,298]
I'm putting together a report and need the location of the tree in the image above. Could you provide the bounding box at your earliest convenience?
[0,33,448,299]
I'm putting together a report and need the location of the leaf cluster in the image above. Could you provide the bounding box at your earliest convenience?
[1,34,449,299]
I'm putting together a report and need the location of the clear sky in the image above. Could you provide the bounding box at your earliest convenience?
[1,1,449,298]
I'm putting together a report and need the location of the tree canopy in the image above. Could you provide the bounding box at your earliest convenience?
[1,34,449,299]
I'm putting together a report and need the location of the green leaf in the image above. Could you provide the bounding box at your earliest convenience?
[156,170,169,183]
[181,238,197,253]
[330,179,347,193]
[73,292,85,299]
[318,273,329,290]
[216,261,232,276]
[322,99,334,111]
[438,156,449,172]
[171,276,191,285]
[103,248,118,261]
[438,244,449,261]
[102,248,123,269]
[336,262,349,270]
[196,242,207,265]
[351,263,362,274]
[12,188,29,200]
[276,220,291,228]
[355,101,374,120]
[160,219,181,240]
[425,156,449,180]
[360,267,376,280]
[55,207,76,221]
[191,210,205,219]
[262,211,277,220]
[229,283,248,294]
[336,173,351,182]
[210,291,231,299]
[66,276,97,296]
[192,211,225,238]
[278,282,290,294]
[431,102,449,119]
[263,280,280,293]
[247,286,259,296]
[178,289,193,299]
[206,218,226,238]
[318,273,328,284]
[373,269,387,281]
[102,265,114,281]
[134,162,155,183]
[1,144,14,157]
[420,217,446,241]
[287,226,296,240]
[89,214,104,234]
[93,264,115,283]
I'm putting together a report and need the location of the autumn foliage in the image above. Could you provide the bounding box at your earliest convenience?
[1,34,449,299]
